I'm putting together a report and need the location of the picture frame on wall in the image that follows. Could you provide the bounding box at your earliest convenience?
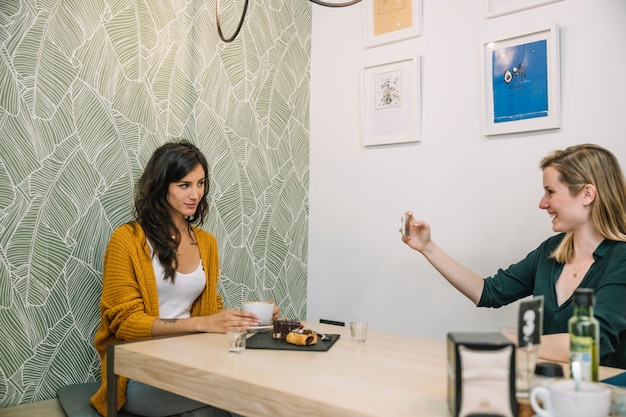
[362,0,423,48]
[481,24,560,136]
[361,54,421,146]
[483,0,563,19]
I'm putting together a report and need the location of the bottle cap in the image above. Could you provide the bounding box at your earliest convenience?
[573,288,594,307]
[534,362,564,378]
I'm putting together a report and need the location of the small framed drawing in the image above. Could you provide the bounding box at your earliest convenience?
[361,54,421,146]
[481,24,560,136]
[362,0,423,49]
[484,0,563,19]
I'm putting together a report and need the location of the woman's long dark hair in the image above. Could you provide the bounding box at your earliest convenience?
[134,140,209,282]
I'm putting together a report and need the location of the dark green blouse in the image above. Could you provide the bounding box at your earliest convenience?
[478,233,626,369]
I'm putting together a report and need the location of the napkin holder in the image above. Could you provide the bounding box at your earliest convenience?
[447,332,516,417]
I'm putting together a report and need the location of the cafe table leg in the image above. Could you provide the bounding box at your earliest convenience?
[107,343,118,417]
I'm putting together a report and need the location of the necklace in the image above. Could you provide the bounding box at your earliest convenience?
[171,236,197,245]
[571,259,593,278]
[171,227,198,246]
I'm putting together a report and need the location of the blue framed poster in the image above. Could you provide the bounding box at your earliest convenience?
[482,25,560,136]
[492,39,548,123]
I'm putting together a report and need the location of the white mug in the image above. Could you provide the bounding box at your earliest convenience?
[242,301,274,325]
[530,379,610,417]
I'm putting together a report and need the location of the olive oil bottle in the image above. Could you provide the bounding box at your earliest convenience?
[568,288,599,382]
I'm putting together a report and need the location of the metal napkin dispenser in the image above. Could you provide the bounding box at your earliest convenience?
[447,332,516,417]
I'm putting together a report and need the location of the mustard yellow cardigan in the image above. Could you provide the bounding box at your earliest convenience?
[90,221,223,416]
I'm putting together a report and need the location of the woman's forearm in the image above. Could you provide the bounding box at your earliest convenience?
[421,242,485,305]
[151,309,265,336]
[151,317,202,336]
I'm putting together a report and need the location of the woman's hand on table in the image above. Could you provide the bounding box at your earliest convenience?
[152,306,282,336]
[158,310,260,334]
[204,304,280,332]
[205,309,262,332]
[213,304,280,332]
[152,310,261,335]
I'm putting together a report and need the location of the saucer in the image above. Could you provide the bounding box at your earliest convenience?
[248,325,273,331]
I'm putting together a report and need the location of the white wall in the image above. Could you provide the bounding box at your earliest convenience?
[308,0,626,341]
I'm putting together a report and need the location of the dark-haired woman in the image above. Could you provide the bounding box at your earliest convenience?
[90,140,277,416]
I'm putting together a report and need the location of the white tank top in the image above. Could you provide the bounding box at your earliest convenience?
[147,241,206,319]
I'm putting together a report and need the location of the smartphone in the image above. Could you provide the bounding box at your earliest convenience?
[401,214,410,237]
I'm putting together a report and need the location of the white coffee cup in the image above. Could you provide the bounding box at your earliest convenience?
[242,301,274,325]
[530,379,610,417]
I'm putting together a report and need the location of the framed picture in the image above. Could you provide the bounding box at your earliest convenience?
[361,54,421,146]
[362,0,423,48]
[481,24,560,136]
[484,0,563,18]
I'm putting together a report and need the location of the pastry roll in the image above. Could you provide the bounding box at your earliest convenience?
[286,329,318,346]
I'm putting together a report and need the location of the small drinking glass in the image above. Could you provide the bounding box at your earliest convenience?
[350,321,368,343]
[500,325,539,395]
[611,386,626,416]
[227,331,247,353]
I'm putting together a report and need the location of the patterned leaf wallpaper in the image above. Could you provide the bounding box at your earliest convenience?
[0,0,310,407]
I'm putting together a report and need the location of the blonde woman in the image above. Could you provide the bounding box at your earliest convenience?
[402,144,626,369]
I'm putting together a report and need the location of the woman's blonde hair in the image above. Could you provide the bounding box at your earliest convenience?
[540,143,626,262]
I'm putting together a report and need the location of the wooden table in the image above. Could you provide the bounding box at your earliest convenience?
[108,323,449,417]
[107,324,623,417]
